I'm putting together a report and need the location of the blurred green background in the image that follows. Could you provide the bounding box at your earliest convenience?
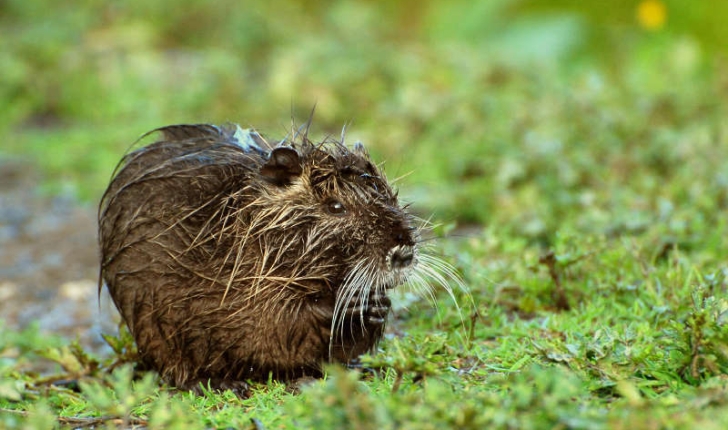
[2,0,726,244]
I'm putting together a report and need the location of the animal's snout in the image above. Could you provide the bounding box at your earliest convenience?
[390,245,415,270]
[386,221,417,271]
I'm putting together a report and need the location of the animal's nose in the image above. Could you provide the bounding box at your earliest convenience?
[391,246,415,270]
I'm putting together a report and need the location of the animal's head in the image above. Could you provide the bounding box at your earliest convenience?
[255,137,419,290]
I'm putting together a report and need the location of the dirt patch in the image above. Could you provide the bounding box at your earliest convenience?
[0,158,119,352]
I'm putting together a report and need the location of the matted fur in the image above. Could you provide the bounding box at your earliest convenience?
[98,122,456,391]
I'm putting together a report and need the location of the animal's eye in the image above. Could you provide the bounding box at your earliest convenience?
[326,200,347,215]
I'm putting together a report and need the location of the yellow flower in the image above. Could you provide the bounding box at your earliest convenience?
[637,0,667,30]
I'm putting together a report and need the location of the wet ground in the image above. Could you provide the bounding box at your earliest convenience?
[0,159,118,352]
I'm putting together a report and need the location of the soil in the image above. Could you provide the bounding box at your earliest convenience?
[0,158,119,352]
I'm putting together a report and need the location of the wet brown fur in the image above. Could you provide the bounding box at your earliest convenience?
[98,123,425,391]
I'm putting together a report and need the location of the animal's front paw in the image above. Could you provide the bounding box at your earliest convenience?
[344,292,391,326]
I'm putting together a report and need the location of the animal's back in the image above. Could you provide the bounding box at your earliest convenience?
[99,125,287,388]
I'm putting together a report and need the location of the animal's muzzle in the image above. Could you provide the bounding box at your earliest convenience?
[389,244,416,271]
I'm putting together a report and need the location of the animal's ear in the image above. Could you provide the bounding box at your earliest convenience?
[260,147,303,185]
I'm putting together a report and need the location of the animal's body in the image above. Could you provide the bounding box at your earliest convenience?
[98,123,423,392]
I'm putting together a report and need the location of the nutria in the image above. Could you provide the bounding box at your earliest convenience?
[98,122,456,393]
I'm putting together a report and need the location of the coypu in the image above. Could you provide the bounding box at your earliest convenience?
[98,122,457,393]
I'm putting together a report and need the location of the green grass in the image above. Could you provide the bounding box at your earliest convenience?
[2,0,728,428]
